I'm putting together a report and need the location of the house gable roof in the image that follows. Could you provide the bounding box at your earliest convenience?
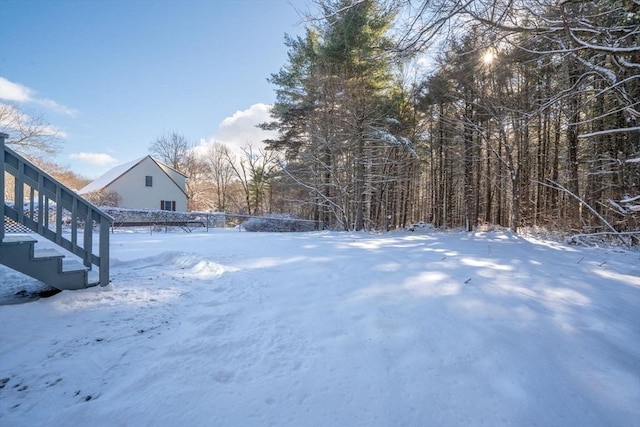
[78,157,144,194]
[150,157,188,179]
[148,157,188,198]
[78,155,188,198]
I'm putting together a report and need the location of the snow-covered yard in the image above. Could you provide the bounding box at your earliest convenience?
[1,229,639,426]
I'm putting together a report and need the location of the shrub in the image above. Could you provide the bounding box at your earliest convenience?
[242,215,316,232]
[83,189,121,207]
[406,221,435,232]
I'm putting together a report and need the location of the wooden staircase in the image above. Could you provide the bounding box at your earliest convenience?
[0,235,90,290]
[1,133,113,291]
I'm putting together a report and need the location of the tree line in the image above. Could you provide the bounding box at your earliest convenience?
[261,0,639,234]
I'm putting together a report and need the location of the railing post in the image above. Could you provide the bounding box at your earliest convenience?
[99,219,110,286]
[0,132,7,242]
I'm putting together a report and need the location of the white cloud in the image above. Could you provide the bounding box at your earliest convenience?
[0,77,32,102]
[199,103,277,156]
[219,103,271,128]
[69,152,118,165]
[0,77,77,117]
[35,98,78,117]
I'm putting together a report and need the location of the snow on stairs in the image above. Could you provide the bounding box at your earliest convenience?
[0,235,91,291]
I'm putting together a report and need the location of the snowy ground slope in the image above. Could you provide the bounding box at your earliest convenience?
[0,230,639,427]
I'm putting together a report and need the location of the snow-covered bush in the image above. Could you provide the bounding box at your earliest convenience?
[406,221,435,232]
[242,215,317,232]
[83,189,121,207]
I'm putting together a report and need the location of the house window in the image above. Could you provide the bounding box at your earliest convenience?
[145,175,153,187]
[161,200,176,211]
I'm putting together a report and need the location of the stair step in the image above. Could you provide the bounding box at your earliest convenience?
[0,234,91,291]
[34,248,65,260]
[62,258,90,273]
[1,235,37,245]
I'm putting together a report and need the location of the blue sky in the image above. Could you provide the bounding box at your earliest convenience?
[0,0,308,178]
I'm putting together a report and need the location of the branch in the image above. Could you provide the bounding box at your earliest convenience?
[278,161,347,228]
[578,126,640,139]
[539,179,627,245]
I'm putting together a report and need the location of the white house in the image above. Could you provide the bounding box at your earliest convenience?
[79,156,188,211]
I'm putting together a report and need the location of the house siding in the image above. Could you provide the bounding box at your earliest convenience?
[156,162,186,190]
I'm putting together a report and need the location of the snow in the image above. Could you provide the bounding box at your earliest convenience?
[77,157,143,194]
[1,229,639,427]
[372,130,419,159]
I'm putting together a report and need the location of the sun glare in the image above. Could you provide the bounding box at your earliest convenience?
[482,50,495,65]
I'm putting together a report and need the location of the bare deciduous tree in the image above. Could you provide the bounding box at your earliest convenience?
[0,102,61,155]
[204,142,236,212]
[149,131,193,171]
[225,144,281,216]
